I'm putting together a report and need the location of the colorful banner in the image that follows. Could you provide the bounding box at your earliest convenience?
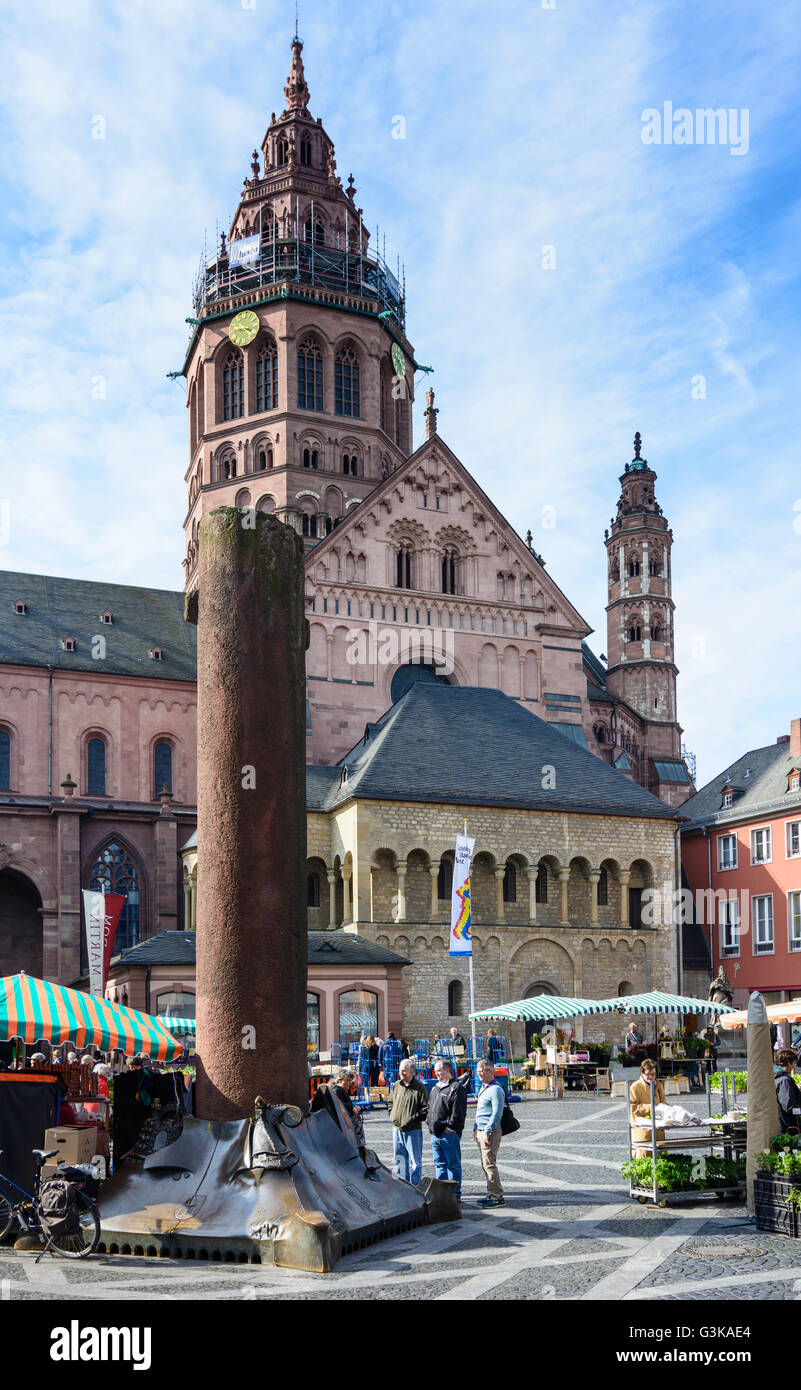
[82,890,125,996]
[229,233,260,267]
[449,834,475,956]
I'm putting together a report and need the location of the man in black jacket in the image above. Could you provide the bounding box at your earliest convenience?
[775,1049,801,1132]
[426,1058,468,1200]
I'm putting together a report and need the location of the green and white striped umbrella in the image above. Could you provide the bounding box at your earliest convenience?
[576,990,737,1017]
[470,989,737,1024]
[470,995,598,1023]
[158,1016,196,1034]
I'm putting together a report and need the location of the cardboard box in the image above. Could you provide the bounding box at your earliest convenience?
[530,1075,548,1091]
[546,1048,567,1065]
[44,1126,97,1165]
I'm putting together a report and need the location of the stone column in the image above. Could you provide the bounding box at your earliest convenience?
[589,870,601,926]
[525,866,538,925]
[342,867,352,925]
[494,867,505,923]
[327,869,337,929]
[619,871,631,927]
[396,860,407,922]
[192,507,308,1119]
[429,861,440,920]
[190,876,197,930]
[183,876,192,930]
[558,868,570,926]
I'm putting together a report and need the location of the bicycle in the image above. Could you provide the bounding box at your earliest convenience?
[0,1147,101,1260]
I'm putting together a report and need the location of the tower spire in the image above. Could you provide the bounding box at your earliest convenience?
[284,34,310,114]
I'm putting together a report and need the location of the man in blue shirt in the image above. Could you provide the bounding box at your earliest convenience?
[473,1058,505,1208]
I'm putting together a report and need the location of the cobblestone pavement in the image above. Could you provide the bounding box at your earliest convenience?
[2,1091,798,1301]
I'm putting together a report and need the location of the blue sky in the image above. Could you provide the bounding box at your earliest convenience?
[0,0,799,786]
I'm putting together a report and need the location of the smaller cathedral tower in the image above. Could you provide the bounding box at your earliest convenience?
[603,434,688,803]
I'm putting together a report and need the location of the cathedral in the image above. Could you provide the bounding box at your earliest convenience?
[0,38,702,1045]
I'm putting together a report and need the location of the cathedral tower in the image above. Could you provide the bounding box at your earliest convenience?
[182,36,415,590]
[604,433,684,784]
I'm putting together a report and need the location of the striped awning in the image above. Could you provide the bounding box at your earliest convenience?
[158,1016,196,1035]
[470,989,737,1023]
[470,995,599,1023]
[577,990,737,1017]
[719,999,801,1030]
[0,973,182,1061]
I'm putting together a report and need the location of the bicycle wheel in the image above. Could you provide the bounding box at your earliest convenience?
[41,1192,100,1258]
[0,1192,16,1242]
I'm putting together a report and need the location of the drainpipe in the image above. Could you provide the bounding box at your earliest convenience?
[47,665,54,797]
[146,965,152,1017]
[705,824,713,975]
[675,825,683,992]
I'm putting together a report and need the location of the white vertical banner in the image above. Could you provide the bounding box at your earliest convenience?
[449,834,475,956]
[83,890,106,996]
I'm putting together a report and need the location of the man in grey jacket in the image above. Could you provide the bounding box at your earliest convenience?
[388,1058,428,1185]
[473,1059,506,1208]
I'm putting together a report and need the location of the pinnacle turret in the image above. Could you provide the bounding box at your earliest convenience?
[284,37,310,115]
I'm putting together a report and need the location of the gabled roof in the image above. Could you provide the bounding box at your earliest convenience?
[0,570,196,681]
[307,433,592,638]
[681,739,801,831]
[314,682,680,819]
[93,929,409,972]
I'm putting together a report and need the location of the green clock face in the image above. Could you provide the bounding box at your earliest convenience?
[229,310,259,347]
[391,342,406,378]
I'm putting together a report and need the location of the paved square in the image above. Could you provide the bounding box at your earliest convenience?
[2,1092,796,1301]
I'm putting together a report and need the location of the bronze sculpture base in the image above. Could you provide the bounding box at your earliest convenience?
[98,1099,458,1273]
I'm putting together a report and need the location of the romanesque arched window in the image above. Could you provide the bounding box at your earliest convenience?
[502,862,517,903]
[598,867,609,906]
[649,555,662,577]
[303,447,319,469]
[628,624,641,642]
[300,134,312,167]
[650,623,662,641]
[154,742,173,797]
[298,337,323,411]
[87,737,106,796]
[258,447,273,471]
[301,513,318,538]
[256,340,278,412]
[220,453,236,480]
[535,865,548,903]
[307,872,320,906]
[438,858,454,900]
[222,349,244,421]
[88,841,141,953]
[447,980,463,1016]
[442,547,458,595]
[277,136,289,166]
[342,452,359,476]
[0,729,10,791]
[628,556,641,577]
[334,344,360,418]
[396,543,413,589]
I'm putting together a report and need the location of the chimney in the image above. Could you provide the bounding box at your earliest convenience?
[791,718,801,758]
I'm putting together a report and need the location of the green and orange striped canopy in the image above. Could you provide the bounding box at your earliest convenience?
[0,973,182,1061]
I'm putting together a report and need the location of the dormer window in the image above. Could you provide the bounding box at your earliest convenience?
[150,646,164,661]
[100,611,113,624]
[13,600,26,615]
[723,791,733,807]
[789,770,801,793]
[62,636,76,652]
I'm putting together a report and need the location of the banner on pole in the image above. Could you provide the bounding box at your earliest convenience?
[449,834,475,956]
[229,234,260,267]
[82,890,125,996]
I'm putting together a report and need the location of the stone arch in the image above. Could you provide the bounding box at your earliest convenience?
[306,855,327,929]
[0,867,43,977]
[255,493,276,513]
[508,938,576,1000]
[471,850,497,925]
[567,855,593,925]
[234,487,252,509]
[479,642,499,688]
[404,848,431,922]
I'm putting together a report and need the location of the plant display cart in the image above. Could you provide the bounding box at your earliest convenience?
[623,1078,746,1207]
[754,1135,801,1236]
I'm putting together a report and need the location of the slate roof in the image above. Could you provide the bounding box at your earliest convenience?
[0,570,196,681]
[314,683,680,819]
[86,929,409,973]
[582,642,609,688]
[680,738,801,832]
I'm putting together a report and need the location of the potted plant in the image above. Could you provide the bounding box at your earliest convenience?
[755,1137,801,1235]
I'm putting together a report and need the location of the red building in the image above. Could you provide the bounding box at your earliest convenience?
[681,718,801,1008]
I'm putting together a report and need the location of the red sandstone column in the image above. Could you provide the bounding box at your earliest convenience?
[191,508,308,1118]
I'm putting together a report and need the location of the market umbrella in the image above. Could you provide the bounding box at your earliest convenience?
[719,999,801,1031]
[746,992,779,1217]
[575,990,738,1017]
[0,973,182,1061]
[158,1016,196,1036]
[469,994,598,1022]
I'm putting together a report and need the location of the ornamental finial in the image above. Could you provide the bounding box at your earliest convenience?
[633,431,642,460]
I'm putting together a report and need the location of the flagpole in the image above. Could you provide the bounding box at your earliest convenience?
[465,818,477,1052]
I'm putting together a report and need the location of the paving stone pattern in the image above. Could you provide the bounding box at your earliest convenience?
[1,1093,796,1300]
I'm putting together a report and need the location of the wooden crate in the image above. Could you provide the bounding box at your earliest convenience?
[611,1080,628,1098]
